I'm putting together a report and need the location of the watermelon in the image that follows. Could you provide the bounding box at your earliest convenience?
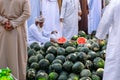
[79,77,92,80]
[68,73,79,80]
[57,47,65,55]
[38,59,50,70]
[87,51,98,60]
[36,53,44,61]
[56,55,66,63]
[77,46,90,53]
[78,31,87,37]
[63,61,74,72]
[44,42,54,50]
[45,53,55,63]
[93,57,105,68]
[77,37,87,44]
[28,49,36,58]
[33,43,41,51]
[57,37,67,44]
[30,62,39,70]
[96,68,104,78]
[46,46,57,56]
[80,69,92,77]
[51,63,62,73]
[65,46,76,54]
[48,72,58,80]
[30,42,39,49]
[66,53,78,62]
[72,62,85,73]
[37,50,46,56]
[91,42,100,52]
[85,60,94,71]
[35,71,48,80]
[58,74,68,80]
[63,41,73,48]
[77,52,87,61]
[27,68,36,79]
[71,35,79,40]
[52,59,63,65]
[28,56,38,64]
[91,74,101,80]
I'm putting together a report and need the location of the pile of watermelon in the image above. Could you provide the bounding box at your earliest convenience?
[27,31,107,80]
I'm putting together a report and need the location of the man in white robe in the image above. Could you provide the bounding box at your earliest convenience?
[27,0,40,27]
[88,0,102,34]
[42,0,62,39]
[28,16,57,46]
[60,0,82,40]
[95,0,120,80]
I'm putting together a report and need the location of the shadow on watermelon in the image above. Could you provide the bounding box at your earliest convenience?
[77,37,87,44]
[57,37,67,44]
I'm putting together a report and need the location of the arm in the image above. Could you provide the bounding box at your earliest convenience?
[60,0,66,19]
[0,16,8,25]
[29,26,50,43]
[10,0,30,28]
[78,1,82,16]
[58,0,62,12]
[95,3,114,39]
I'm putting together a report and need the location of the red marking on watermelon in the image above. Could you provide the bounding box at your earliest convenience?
[57,37,67,44]
[77,37,87,44]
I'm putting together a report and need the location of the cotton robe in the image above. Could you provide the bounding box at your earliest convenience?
[96,0,120,80]
[0,0,30,80]
[60,0,81,40]
[88,0,102,34]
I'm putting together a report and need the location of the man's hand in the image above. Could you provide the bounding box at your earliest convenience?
[4,21,14,31]
[60,18,64,22]
[78,11,82,16]
[50,38,57,43]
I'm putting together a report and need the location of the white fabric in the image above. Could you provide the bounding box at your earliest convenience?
[96,0,120,80]
[42,0,62,38]
[28,24,50,46]
[60,0,81,40]
[88,0,102,34]
[27,0,40,27]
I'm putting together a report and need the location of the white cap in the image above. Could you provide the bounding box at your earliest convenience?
[35,16,44,22]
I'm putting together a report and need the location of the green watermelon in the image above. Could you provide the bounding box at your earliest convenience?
[79,77,92,80]
[93,57,105,68]
[57,47,65,55]
[78,31,87,37]
[46,46,57,56]
[63,61,73,72]
[71,35,79,40]
[48,72,58,80]
[65,46,76,54]
[45,53,55,63]
[56,55,66,63]
[91,74,101,80]
[96,68,104,78]
[35,71,48,80]
[38,59,50,70]
[80,69,92,77]
[30,62,39,70]
[72,62,85,73]
[66,53,78,62]
[28,56,38,64]
[27,68,36,79]
[51,63,62,73]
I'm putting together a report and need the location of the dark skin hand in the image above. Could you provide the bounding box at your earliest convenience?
[4,21,14,31]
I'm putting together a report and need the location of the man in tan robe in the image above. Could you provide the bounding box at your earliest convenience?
[0,0,30,80]
[79,0,89,34]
